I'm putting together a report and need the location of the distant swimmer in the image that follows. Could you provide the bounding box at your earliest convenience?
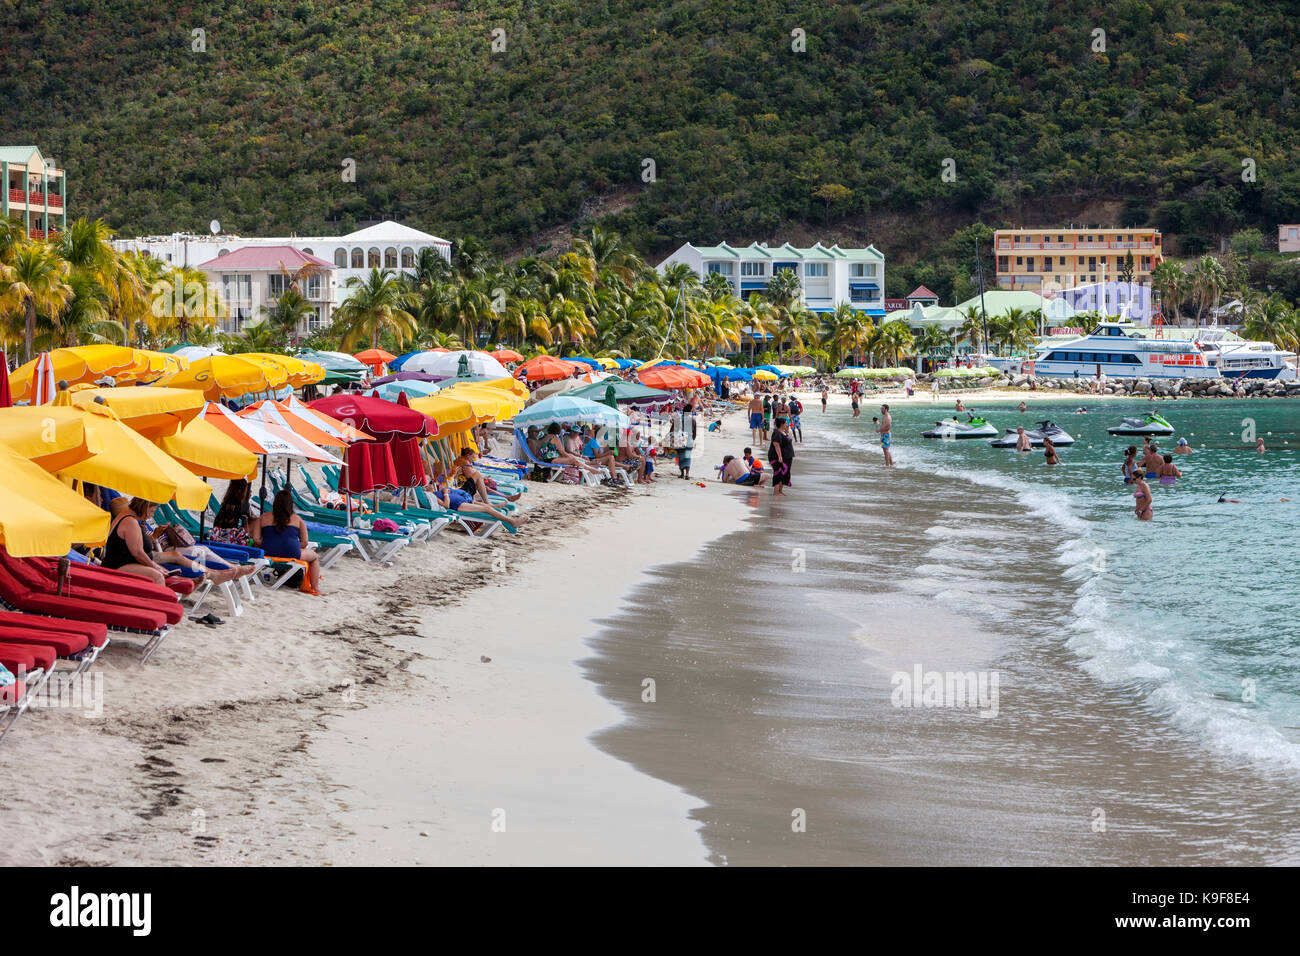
[1256,437,1267,453]
[1133,473,1153,520]
[1218,492,1291,504]
[1157,454,1181,485]
[820,386,829,413]
[1043,436,1060,465]
[955,399,966,412]
[1074,406,1088,414]
[1017,401,1027,413]
[1173,438,1193,455]
[1016,426,1032,452]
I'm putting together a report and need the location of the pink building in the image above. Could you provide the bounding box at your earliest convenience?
[1279,225,1300,254]
[194,245,336,334]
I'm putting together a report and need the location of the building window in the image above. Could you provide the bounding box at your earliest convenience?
[806,263,827,277]
[384,247,397,268]
[401,247,415,268]
[1025,258,1035,272]
[706,262,735,276]
[223,274,252,302]
[301,248,313,256]
[741,262,764,276]
[1016,257,1023,265]
[304,276,322,299]
[1043,258,1053,272]
[268,273,286,297]
[367,247,381,268]
[850,263,876,277]
[997,257,1008,271]
[335,249,347,268]
[307,309,323,331]
[351,248,364,268]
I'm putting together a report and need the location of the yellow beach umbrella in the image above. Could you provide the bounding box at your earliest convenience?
[439,384,526,420]
[408,394,480,435]
[156,417,259,480]
[596,357,620,370]
[0,406,105,472]
[753,369,779,381]
[159,354,291,401]
[62,386,204,438]
[475,375,530,400]
[118,349,191,384]
[241,353,326,388]
[52,403,210,509]
[0,443,110,555]
[8,345,141,403]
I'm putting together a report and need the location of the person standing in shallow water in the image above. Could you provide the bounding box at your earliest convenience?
[768,416,794,495]
[877,404,893,467]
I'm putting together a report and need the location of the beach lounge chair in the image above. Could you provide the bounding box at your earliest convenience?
[409,485,513,538]
[0,643,51,744]
[0,610,107,676]
[259,484,412,564]
[512,428,606,484]
[304,469,454,536]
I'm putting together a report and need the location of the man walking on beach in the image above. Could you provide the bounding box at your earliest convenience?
[877,404,893,467]
[748,393,763,446]
[820,385,829,413]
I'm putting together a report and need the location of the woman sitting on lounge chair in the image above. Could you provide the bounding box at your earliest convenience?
[431,462,528,531]
[251,490,322,595]
[540,423,601,474]
[103,498,249,588]
[451,448,522,503]
[211,479,256,546]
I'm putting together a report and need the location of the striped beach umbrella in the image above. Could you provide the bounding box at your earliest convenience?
[30,351,57,405]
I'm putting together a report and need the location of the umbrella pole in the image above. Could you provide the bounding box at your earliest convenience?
[259,455,268,509]
[198,478,209,542]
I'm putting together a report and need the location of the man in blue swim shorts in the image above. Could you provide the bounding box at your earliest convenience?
[748,394,764,445]
[877,404,893,467]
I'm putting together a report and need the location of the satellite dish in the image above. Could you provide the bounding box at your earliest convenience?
[209,219,221,235]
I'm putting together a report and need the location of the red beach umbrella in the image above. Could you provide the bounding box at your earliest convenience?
[307,394,436,441]
[0,350,11,408]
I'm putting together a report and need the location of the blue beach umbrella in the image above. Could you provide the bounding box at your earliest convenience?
[513,395,631,429]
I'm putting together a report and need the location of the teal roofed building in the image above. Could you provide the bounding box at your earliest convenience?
[657,241,886,317]
[0,145,67,240]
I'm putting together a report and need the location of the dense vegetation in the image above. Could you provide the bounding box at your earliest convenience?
[4,0,1300,298]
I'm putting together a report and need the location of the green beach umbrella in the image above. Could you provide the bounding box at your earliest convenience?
[570,378,671,403]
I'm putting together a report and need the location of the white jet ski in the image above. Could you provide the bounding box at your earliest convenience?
[922,413,999,440]
[989,420,1076,448]
[1107,412,1174,437]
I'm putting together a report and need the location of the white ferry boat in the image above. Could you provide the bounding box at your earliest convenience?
[1024,322,1220,380]
[1191,330,1297,381]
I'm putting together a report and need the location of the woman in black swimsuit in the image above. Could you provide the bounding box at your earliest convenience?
[768,417,794,495]
[103,498,244,587]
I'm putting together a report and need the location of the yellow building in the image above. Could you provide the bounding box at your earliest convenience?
[1,145,66,240]
[994,228,1162,293]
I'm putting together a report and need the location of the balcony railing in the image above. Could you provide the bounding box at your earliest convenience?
[6,189,60,207]
[28,229,45,240]
[996,240,1159,251]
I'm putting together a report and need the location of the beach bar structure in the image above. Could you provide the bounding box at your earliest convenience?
[1,145,66,240]
[658,241,887,318]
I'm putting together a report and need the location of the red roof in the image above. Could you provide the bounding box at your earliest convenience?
[195,245,334,271]
[908,285,938,299]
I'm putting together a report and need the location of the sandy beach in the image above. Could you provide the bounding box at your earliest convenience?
[0,413,751,866]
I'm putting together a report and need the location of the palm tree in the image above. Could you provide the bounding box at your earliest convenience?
[8,241,72,360]
[151,265,223,345]
[333,268,418,351]
[956,306,986,355]
[260,288,314,346]
[1241,294,1294,347]
[829,304,873,367]
[875,320,916,367]
[1191,255,1227,326]
[36,270,124,350]
[915,323,955,370]
[1149,259,1188,325]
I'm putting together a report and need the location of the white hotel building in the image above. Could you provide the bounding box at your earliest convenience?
[657,241,887,318]
[112,221,451,328]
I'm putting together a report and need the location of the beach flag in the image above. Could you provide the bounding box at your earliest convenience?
[30,351,56,405]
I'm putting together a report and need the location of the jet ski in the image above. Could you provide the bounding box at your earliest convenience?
[1107,412,1174,437]
[922,412,999,439]
[989,420,1076,448]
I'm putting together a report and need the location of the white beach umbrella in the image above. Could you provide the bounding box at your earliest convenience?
[402,350,510,379]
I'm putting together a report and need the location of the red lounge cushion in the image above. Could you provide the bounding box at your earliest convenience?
[26,557,180,603]
[0,564,170,632]
[164,576,196,596]
[0,627,88,657]
[0,642,54,674]
[0,610,108,646]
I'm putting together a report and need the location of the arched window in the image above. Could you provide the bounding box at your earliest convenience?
[351,248,364,268]
[334,248,347,268]
[218,248,230,257]
[367,247,381,268]
[401,247,415,268]
[301,247,313,256]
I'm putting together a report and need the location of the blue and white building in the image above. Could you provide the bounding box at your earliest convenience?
[657,241,886,318]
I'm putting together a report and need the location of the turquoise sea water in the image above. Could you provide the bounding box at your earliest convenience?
[867,396,1300,774]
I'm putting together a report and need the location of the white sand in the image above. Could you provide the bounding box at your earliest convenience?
[0,414,753,866]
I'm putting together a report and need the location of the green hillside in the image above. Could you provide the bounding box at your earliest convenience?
[4,0,1299,283]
